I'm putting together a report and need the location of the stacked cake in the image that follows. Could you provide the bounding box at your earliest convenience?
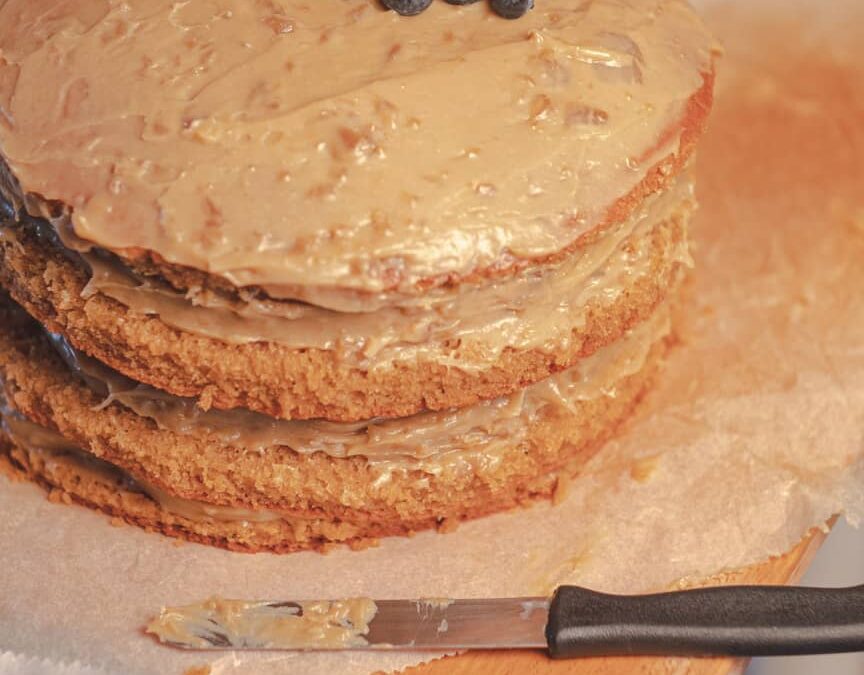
[0,0,715,552]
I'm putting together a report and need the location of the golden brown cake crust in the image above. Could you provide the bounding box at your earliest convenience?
[0,295,667,553]
[0,68,710,423]
[0,196,687,423]
[0,437,382,554]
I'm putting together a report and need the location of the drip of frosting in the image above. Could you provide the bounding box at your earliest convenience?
[0,0,714,299]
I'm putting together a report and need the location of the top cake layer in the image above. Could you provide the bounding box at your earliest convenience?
[0,0,714,304]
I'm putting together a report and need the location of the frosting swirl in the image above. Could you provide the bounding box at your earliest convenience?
[0,0,714,300]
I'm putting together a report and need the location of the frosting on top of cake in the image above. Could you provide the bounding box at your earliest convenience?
[0,0,714,297]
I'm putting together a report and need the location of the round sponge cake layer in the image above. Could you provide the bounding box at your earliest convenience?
[0,196,690,422]
[0,0,715,423]
[0,294,670,553]
[0,0,715,297]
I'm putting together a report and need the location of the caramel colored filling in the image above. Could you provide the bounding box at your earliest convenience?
[0,0,714,299]
[1,410,283,524]
[0,301,667,525]
[75,176,692,366]
[0,173,691,368]
[46,305,671,468]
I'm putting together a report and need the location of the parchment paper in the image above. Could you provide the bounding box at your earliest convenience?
[2,1,863,674]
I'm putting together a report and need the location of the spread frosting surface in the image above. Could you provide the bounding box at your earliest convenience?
[0,173,695,370]
[147,597,378,650]
[0,291,663,521]
[0,0,713,298]
[0,172,691,368]
[76,176,692,365]
[0,407,282,523]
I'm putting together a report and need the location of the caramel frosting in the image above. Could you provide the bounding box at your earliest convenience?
[0,302,667,523]
[0,407,281,523]
[44,303,671,469]
[147,597,378,650]
[0,0,714,302]
[67,175,691,365]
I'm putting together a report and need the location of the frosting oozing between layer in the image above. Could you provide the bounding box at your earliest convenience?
[148,597,378,650]
[43,304,671,468]
[0,302,668,523]
[0,0,714,298]
[0,408,282,523]
[70,175,692,365]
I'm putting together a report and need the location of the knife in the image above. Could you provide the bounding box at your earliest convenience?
[147,584,864,657]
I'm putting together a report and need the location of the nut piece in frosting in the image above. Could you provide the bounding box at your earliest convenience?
[147,597,378,650]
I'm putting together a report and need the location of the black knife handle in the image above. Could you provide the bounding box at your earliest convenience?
[546,584,864,658]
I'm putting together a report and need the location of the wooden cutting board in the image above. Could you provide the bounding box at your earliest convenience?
[409,528,827,675]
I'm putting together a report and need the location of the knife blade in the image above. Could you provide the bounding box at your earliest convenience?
[147,596,549,651]
[147,584,864,657]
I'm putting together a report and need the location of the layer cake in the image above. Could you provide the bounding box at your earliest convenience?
[0,0,716,551]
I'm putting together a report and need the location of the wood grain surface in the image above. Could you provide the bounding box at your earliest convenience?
[406,529,827,675]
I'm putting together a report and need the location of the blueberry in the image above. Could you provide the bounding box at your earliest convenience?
[490,0,534,19]
[444,0,482,4]
[381,0,434,15]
